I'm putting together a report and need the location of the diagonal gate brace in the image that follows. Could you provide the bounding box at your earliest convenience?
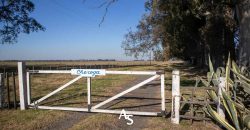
[31,75,83,105]
[92,75,160,109]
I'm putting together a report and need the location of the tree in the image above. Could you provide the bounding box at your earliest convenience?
[237,0,250,67]
[122,0,237,67]
[122,14,160,59]
[122,0,205,62]
[0,0,45,44]
[199,0,236,67]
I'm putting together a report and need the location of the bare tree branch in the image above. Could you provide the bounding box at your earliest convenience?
[98,0,118,27]
[82,0,118,27]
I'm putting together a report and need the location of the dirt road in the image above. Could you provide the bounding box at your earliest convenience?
[43,75,166,130]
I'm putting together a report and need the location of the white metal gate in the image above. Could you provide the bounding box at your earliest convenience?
[18,62,166,116]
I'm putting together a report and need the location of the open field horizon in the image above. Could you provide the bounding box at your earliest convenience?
[0,60,163,66]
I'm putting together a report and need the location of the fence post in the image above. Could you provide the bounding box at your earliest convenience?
[6,73,10,109]
[171,70,180,124]
[0,73,4,108]
[160,72,166,116]
[26,71,31,105]
[87,77,92,112]
[217,77,225,119]
[12,72,17,109]
[18,62,28,110]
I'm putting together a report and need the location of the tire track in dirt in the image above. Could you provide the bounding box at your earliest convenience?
[43,112,91,130]
[112,77,163,130]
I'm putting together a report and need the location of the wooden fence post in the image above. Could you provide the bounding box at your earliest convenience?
[87,77,92,112]
[26,71,31,105]
[161,73,166,116]
[0,73,4,108]
[217,77,225,119]
[171,70,180,124]
[6,73,10,109]
[18,62,28,110]
[12,72,17,109]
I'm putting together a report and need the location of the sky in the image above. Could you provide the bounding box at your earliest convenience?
[0,0,147,60]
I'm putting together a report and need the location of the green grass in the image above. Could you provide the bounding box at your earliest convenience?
[0,109,66,130]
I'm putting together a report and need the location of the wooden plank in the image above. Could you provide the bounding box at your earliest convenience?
[161,74,165,113]
[29,70,158,76]
[181,87,217,90]
[106,71,157,75]
[32,106,88,111]
[0,73,3,108]
[29,70,71,74]
[171,70,180,124]
[12,72,17,109]
[92,75,160,109]
[92,109,158,116]
[31,105,158,116]
[6,73,10,109]
[180,115,211,120]
[87,77,91,111]
[180,101,216,104]
[26,72,31,105]
[190,87,194,124]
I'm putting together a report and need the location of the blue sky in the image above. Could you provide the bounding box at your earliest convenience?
[0,0,146,60]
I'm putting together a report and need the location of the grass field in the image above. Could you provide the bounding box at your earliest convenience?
[0,61,218,130]
[0,61,161,67]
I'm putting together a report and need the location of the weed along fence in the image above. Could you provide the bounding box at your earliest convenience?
[17,62,166,116]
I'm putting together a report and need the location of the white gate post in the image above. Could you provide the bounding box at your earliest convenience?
[0,73,4,108]
[87,77,91,112]
[160,73,166,116]
[171,70,180,124]
[217,77,225,119]
[26,72,31,105]
[18,62,28,110]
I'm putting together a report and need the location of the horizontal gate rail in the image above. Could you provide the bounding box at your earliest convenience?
[29,70,71,74]
[29,106,159,116]
[28,70,158,75]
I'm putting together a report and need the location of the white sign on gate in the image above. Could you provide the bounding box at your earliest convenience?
[71,69,106,77]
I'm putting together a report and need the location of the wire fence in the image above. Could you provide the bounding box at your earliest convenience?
[179,87,217,124]
[0,61,155,73]
[0,72,18,109]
